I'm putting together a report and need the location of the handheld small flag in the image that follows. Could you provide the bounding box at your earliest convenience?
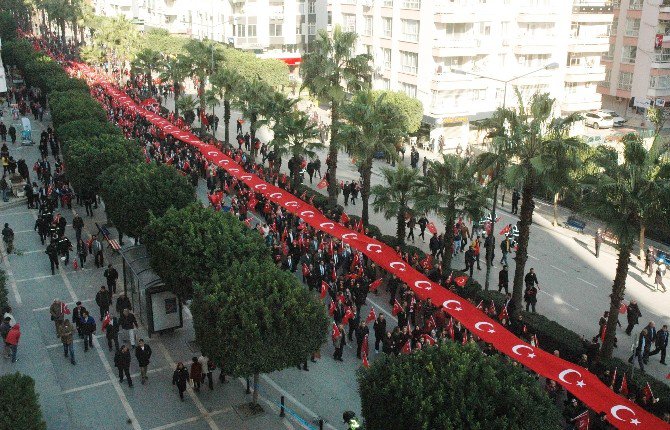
[365,308,376,325]
[320,281,328,300]
[369,278,383,292]
[392,300,402,316]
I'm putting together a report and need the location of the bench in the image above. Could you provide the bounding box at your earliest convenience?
[565,216,586,233]
[96,223,122,254]
[602,230,619,246]
[657,250,669,264]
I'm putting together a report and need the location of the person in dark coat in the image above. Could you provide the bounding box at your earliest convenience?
[80,311,96,352]
[625,300,642,335]
[114,345,132,387]
[105,313,120,352]
[355,321,369,359]
[135,339,152,384]
[104,264,119,294]
[172,362,189,400]
[373,313,387,353]
[95,286,111,321]
[647,324,668,365]
[190,356,203,392]
[498,265,509,294]
[72,301,87,338]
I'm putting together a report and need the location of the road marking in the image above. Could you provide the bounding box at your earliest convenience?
[0,238,21,305]
[148,409,231,430]
[550,265,566,274]
[45,334,104,349]
[16,268,92,282]
[539,290,579,311]
[2,210,36,216]
[528,254,539,260]
[577,277,599,289]
[62,366,171,394]
[33,298,93,312]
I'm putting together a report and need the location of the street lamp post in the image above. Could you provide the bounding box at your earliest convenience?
[449,62,559,290]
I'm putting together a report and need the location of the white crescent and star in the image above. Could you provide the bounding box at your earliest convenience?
[366,244,382,253]
[414,280,433,291]
[240,175,252,180]
[389,262,407,272]
[300,210,315,218]
[269,192,283,199]
[557,369,586,388]
[285,201,299,207]
[341,233,358,240]
[254,184,267,190]
[442,300,462,311]
[474,321,496,334]
[610,405,640,425]
[511,344,536,359]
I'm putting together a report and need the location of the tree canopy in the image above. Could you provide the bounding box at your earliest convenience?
[0,373,46,430]
[358,343,562,430]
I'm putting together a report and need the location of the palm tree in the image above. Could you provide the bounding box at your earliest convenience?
[340,91,408,226]
[132,48,162,93]
[158,55,190,117]
[498,92,582,317]
[210,68,242,145]
[183,39,224,134]
[371,165,421,246]
[583,135,670,359]
[300,25,373,206]
[271,108,322,190]
[176,95,197,125]
[416,154,488,272]
[236,78,272,157]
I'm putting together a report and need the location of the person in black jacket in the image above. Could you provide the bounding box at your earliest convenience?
[71,301,87,338]
[116,294,131,315]
[355,321,369,359]
[45,241,59,275]
[625,300,642,335]
[498,265,509,294]
[172,362,189,400]
[647,324,668,365]
[95,286,111,321]
[373,313,386,353]
[135,339,152,384]
[115,345,132,387]
[80,311,96,352]
[105,313,120,352]
[628,328,648,373]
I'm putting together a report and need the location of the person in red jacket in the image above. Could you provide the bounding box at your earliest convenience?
[5,323,20,363]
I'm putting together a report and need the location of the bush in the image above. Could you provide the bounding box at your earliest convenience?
[0,12,17,42]
[49,91,107,127]
[358,343,562,430]
[0,269,7,312]
[0,373,46,430]
[56,119,121,143]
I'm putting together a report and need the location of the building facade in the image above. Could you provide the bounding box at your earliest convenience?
[329,0,612,152]
[599,0,670,113]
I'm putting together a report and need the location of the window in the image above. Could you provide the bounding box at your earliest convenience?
[364,16,373,36]
[649,75,670,89]
[248,25,257,37]
[308,0,316,14]
[618,71,633,91]
[629,0,643,10]
[445,23,473,39]
[308,22,316,35]
[472,89,486,101]
[400,50,418,74]
[382,17,393,37]
[401,82,417,98]
[401,19,419,42]
[622,45,637,63]
[237,25,246,37]
[269,23,283,37]
[296,25,303,35]
[604,44,615,60]
[480,22,491,37]
[381,78,391,90]
[382,48,392,70]
[625,18,640,37]
[343,14,356,33]
[601,69,611,87]
[382,0,393,6]
[402,0,420,8]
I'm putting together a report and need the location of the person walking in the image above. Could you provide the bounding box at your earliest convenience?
[72,301,87,338]
[172,362,189,401]
[463,245,476,277]
[76,238,87,269]
[524,269,539,313]
[594,229,603,258]
[104,264,119,294]
[511,189,520,215]
[2,223,14,254]
[80,311,96,352]
[190,356,203,393]
[373,313,386,353]
[342,181,350,206]
[58,319,76,365]
[628,328,648,373]
[120,308,138,348]
[105,312,120,352]
[647,324,668,365]
[5,323,20,363]
[1,316,11,359]
[655,264,667,293]
[333,323,345,362]
[644,247,655,277]
[135,339,152,384]
[114,345,133,387]
[500,236,511,266]
[95,286,111,321]
[72,213,83,243]
[418,215,428,242]
[625,300,642,335]
[91,235,103,268]
[498,265,509,294]
[355,321,369,359]
[406,216,416,243]
[206,358,216,390]
[642,321,657,364]
[49,299,65,335]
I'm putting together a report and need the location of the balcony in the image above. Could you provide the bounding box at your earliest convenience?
[513,36,556,54]
[572,1,613,14]
[564,65,606,82]
[433,38,480,56]
[568,35,610,52]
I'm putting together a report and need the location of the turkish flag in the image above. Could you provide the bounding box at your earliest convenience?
[462,332,468,345]
[101,312,110,332]
[331,323,340,342]
[244,218,252,228]
[498,306,509,322]
[340,212,349,224]
[320,281,328,299]
[342,307,354,325]
[302,263,310,278]
[61,302,71,315]
[328,302,336,316]
[619,302,628,314]
[392,300,402,316]
[400,340,412,355]
[499,224,511,235]
[357,218,364,233]
[420,255,433,271]
[365,308,376,325]
[610,367,617,388]
[572,411,589,430]
[488,300,496,316]
[476,300,484,310]
[642,382,654,403]
[362,334,369,357]
[454,275,468,287]
[317,177,328,189]
[619,373,629,396]
[362,352,370,368]
[445,271,453,285]
[426,315,436,331]
[422,334,436,346]
[369,278,383,292]
[427,222,437,235]
[300,191,307,201]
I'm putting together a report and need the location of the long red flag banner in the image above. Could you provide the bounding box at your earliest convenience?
[60,59,666,429]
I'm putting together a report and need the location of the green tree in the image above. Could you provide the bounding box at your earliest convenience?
[131,48,162,93]
[0,373,47,430]
[192,261,328,406]
[182,38,223,134]
[358,343,561,430]
[210,67,242,145]
[236,78,272,152]
[583,135,670,358]
[416,154,487,271]
[340,90,419,226]
[55,119,121,143]
[88,15,139,77]
[62,135,142,197]
[99,163,196,240]
[300,25,372,206]
[144,204,270,300]
[139,28,186,57]
[223,47,289,88]
[371,165,421,246]
[158,55,190,117]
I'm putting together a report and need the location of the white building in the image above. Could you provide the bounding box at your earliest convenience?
[329,0,613,152]
[93,0,328,67]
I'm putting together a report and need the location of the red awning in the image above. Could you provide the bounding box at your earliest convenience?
[279,57,301,66]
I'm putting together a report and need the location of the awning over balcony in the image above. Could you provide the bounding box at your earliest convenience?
[278,56,301,66]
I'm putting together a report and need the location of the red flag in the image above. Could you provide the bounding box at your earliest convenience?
[369,278,383,292]
[426,315,436,331]
[462,332,468,345]
[400,340,412,355]
[362,352,369,368]
[642,382,654,403]
[499,224,511,235]
[331,323,340,342]
[300,191,307,201]
[476,300,484,310]
[666,373,670,380]
[328,302,336,316]
[340,212,349,224]
[420,255,433,271]
[619,373,628,396]
[445,271,453,285]
[572,411,590,430]
[454,275,468,287]
[317,177,328,189]
[61,302,71,315]
[73,260,78,270]
[523,324,528,334]
[392,300,402,316]
[422,333,436,346]
[427,222,437,235]
[498,306,509,322]
[449,322,455,340]
[342,307,354,325]
[101,312,110,332]
[302,263,310,278]
[610,367,617,388]
[599,323,607,342]
[320,281,328,299]
[488,300,496,316]
[619,302,628,314]
[331,266,337,281]
[362,334,369,357]
[244,218,252,228]
[365,308,376,325]
[357,218,364,233]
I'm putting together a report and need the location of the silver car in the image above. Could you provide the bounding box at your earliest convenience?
[584,112,614,129]
[598,109,626,127]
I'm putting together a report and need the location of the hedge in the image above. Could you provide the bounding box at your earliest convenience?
[56,119,122,144]
[0,269,7,313]
[0,373,46,430]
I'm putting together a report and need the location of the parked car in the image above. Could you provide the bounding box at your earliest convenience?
[598,109,626,127]
[583,112,614,129]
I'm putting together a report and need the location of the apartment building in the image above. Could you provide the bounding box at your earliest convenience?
[329,0,612,152]
[93,0,327,66]
[599,0,670,113]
